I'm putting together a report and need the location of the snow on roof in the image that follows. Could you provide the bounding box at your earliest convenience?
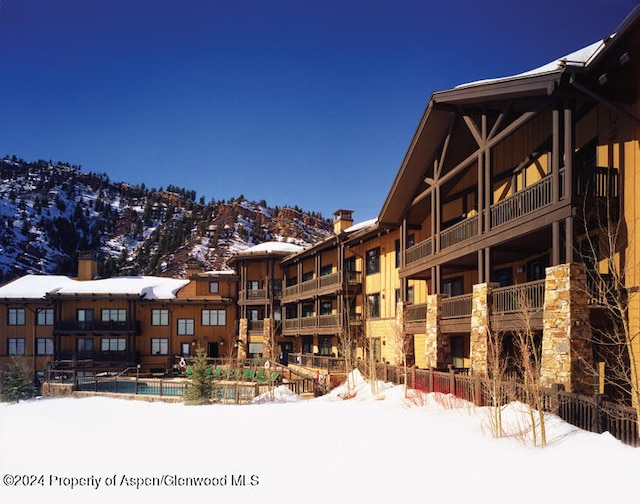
[0,275,190,300]
[241,241,304,255]
[0,275,77,300]
[456,37,611,89]
[344,218,378,233]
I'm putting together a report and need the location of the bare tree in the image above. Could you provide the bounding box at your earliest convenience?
[578,186,640,438]
[484,328,510,438]
[337,289,359,396]
[512,289,547,447]
[393,302,411,398]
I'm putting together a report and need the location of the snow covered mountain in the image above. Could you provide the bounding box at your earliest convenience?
[0,156,332,282]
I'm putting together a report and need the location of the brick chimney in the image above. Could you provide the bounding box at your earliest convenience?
[77,251,98,281]
[333,209,354,234]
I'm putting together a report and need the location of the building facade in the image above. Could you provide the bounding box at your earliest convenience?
[1,9,639,400]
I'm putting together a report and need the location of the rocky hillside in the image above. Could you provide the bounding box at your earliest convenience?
[0,156,332,282]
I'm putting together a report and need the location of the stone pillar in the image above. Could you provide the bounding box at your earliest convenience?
[470,282,498,375]
[541,263,594,394]
[237,319,248,360]
[262,318,274,360]
[425,294,450,368]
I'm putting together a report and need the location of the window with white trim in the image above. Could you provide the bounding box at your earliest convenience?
[8,308,25,326]
[202,309,226,326]
[177,318,194,336]
[151,309,169,326]
[151,338,169,355]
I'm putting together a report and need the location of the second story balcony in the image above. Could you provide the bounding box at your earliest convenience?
[282,270,362,303]
[55,320,138,334]
[402,166,619,276]
[282,313,361,335]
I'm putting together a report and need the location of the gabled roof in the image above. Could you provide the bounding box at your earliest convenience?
[227,240,305,264]
[378,8,639,226]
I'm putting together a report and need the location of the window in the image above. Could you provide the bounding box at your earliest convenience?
[286,276,297,287]
[181,342,191,357]
[36,338,54,355]
[101,338,126,352]
[302,271,313,282]
[77,338,93,356]
[8,308,25,326]
[177,318,194,335]
[247,280,259,290]
[367,293,380,318]
[36,308,54,326]
[151,309,169,326]
[8,338,25,355]
[442,277,464,297]
[77,309,93,330]
[344,256,356,271]
[302,336,313,354]
[202,309,226,326]
[318,336,332,356]
[248,342,263,357]
[366,247,380,275]
[209,281,219,294]
[302,304,314,317]
[320,301,333,316]
[151,338,169,355]
[406,285,415,304]
[395,236,415,267]
[320,264,333,276]
[102,309,126,322]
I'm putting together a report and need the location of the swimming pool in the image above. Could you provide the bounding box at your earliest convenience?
[76,377,187,397]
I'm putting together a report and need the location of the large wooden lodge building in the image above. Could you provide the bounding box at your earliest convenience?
[2,8,640,398]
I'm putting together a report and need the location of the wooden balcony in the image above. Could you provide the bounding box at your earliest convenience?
[491,176,553,229]
[282,314,358,335]
[239,281,283,305]
[55,350,136,364]
[55,320,138,334]
[239,288,268,303]
[490,279,545,331]
[440,215,479,250]
[405,303,427,333]
[282,271,362,303]
[248,320,264,334]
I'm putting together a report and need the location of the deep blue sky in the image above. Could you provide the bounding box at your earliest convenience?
[0,0,636,222]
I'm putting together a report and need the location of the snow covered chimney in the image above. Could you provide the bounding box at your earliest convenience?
[77,251,98,281]
[333,209,354,234]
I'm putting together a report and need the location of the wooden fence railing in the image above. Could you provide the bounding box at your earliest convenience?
[360,362,638,447]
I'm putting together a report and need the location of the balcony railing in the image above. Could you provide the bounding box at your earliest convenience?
[55,320,136,333]
[283,271,362,299]
[440,215,479,250]
[492,280,546,314]
[56,350,136,362]
[283,315,343,331]
[239,289,268,301]
[575,166,619,198]
[491,176,553,228]
[441,294,473,319]
[405,239,433,265]
[587,274,617,306]
[405,303,427,323]
[248,320,264,333]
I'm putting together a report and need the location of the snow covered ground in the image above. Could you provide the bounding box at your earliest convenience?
[1,371,638,504]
